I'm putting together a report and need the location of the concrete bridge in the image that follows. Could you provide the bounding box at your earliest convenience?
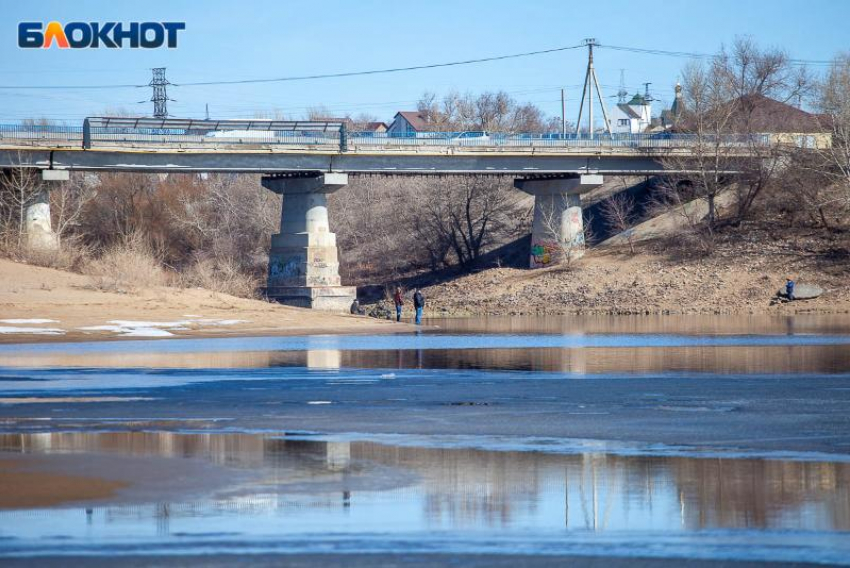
[0,118,776,311]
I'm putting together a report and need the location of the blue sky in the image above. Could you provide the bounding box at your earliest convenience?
[1,0,847,124]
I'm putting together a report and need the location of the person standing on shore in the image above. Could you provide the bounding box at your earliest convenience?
[393,287,404,322]
[413,288,425,325]
[786,278,796,301]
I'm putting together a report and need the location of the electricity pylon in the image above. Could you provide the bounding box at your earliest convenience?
[149,68,171,118]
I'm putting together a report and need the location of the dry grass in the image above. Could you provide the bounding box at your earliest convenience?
[180,256,260,299]
[83,233,170,292]
[0,236,91,272]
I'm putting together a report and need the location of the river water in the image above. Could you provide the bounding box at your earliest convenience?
[0,315,849,564]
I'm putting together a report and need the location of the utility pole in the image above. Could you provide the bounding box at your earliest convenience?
[575,39,612,138]
[643,82,654,102]
[618,69,627,104]
[149,67,171,118]
[561,88,567,137]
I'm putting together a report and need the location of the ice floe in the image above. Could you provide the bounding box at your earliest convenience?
[0,326,64,335]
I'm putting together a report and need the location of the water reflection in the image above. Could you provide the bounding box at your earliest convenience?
[433,315,850,336]
[3,344,849,374]
[2,315,849,374]
[1,431,848,534]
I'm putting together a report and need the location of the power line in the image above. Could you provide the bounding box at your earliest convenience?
[0,41,835,94]
[600,44,834,66]
[0,44,585,91]
[173,44,585,87]
[0,82,141,90]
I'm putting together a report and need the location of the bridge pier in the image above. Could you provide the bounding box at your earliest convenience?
[25,188,59,252]
[515,174,603,268]
[262,173,356,312]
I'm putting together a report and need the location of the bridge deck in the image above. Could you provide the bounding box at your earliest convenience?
[0,125,776,175]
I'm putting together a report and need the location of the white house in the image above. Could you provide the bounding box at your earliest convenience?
[609,93,652,134]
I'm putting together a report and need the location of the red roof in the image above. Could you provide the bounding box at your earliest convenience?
[394,111,429,131]
[675,94,827,133]
[730,94,825,133]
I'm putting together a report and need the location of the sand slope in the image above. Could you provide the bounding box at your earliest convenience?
[0,259,406,342]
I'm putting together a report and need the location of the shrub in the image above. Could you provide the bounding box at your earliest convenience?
[180,255,260,299]
[83,232,170,292]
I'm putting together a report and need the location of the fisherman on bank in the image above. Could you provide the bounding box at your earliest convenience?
[393,287,404,322]
[413,288,425,325]
[786,278,796,301]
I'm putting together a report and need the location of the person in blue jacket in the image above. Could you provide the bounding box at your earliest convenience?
[785,278,796,300]
[413,288,425,325]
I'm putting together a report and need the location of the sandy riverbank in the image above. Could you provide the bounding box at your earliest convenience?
[0,259,414,343]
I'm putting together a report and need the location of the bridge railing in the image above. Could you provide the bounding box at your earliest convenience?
[0,122,774,151]
[0,123,84,143]
[347,131,773,149]
[83,126,341,148]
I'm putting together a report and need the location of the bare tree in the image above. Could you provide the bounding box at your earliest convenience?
[416,90,552,133]
[168,173,279,275]
[817,52,850,203]
[600,192,637,253]
[0,166,42,249]
[432,176,511,269]
[51,173,95,240]
[663,38,810,229]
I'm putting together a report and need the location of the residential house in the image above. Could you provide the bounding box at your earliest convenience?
[362,121,387,133]
[610,93,652,134]
[671,91,830,147]
[387,111,429,135]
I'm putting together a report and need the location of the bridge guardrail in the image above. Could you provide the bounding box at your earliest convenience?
[0,123,773,151]
[0,123,84,143]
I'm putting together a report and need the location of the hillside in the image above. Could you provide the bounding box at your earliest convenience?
[415,224,850,316]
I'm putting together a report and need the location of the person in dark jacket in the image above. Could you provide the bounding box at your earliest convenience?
[786,278,796,301]
[413,288,425,325]
[392,287,404,322]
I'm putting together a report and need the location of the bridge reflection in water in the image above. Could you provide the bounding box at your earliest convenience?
[0,431,847,535]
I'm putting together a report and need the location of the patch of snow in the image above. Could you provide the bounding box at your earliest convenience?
[0,319,59,325]
[109,320,192,329]
[121,328,175,337]
[0,326,64,335]
[80,320,186,337]
[307,401,333,405]
[77,318,249,338]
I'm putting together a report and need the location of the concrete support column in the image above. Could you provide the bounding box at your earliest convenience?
[25,188,59,251]
[515,174,603,268]
[262,173,356,312]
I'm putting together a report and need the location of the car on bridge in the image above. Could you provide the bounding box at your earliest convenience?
[450,131,490,145]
